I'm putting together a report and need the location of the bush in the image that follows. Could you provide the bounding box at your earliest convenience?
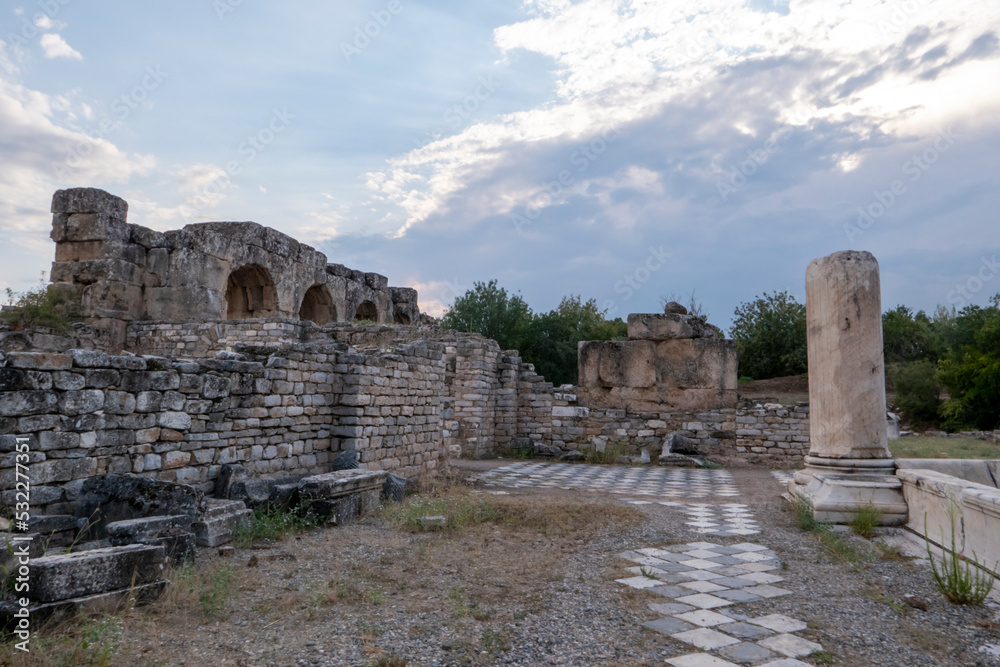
[730,291,807,380]
[1,280,81,333]
[882,305,943,364]
[892,360,942,427]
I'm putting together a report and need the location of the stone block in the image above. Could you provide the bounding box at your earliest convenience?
[192,499,252,547]
[29,544,164,603]
[5,352,72,370]
[76,474,205,538]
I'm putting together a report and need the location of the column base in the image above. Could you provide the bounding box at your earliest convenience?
[787,457,908,525]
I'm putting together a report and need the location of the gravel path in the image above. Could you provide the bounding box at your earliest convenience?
[102,463,1000,666]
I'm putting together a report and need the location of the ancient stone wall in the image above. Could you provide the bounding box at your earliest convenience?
[577,311,738,412]
[49,188,419,352]
[0,342,443,516]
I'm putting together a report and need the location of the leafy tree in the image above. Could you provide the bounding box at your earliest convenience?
[523,296,626,385]
[440,280,532,352]
[937,296,1000,431]
[882,305,943,364]
[892,360,943,427]
[730,291,807,380]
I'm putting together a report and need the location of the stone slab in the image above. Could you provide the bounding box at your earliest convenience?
[29,544,165,603]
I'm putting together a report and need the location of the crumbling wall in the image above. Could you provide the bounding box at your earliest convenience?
[0,342,443,515]
[577,312,738,412]
[48,188,420,352]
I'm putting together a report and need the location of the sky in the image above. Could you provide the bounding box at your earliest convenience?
[1,0,998,330]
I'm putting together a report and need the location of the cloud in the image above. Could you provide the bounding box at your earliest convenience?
[0,40,153,289]
[39,33,81,60]
[364,0,1000,239]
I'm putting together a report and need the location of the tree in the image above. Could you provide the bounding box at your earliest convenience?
[440,280,532,352]
[892,360,942,427]
[882,305,942,364]
[730,291,807,380]
[522,296,626,385]
[937,296,1000,431]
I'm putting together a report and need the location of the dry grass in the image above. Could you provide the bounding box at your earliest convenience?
[0,475,645,666]
[890,436,1000,460]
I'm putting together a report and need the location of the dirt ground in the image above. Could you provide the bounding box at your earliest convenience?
[5,462,1000,667]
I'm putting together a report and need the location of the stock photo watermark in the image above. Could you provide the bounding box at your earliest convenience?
[878,0,932,38]
[340,0,407,62]
[51,65,169,179]
[5,434,35,652]
[180,107,294,219]
[947,255,1000,308]
[602,245,672,318]
[512,125,621,233]
[5,0,72,49]
[843,127,957,243]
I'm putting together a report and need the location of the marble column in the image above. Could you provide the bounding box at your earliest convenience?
[789,251,907,524]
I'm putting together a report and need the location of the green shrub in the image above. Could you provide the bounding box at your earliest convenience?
[892,360,942,427]
[2,280,81,332]
[926,509,995,605]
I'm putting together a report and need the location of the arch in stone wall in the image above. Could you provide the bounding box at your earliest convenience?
[225,264,278,319]
[299,284,336,325]
[393,310,411,325]
[354,300,378,322]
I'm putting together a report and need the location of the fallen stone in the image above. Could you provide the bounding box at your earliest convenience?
[29,544,165,603]
[218,546,235,558]
[192,498,252,547]
[0,580,166,630]
[76,474,205,539]
[331,449,360,470]
[559,450,584,462]
[381,473,408,503]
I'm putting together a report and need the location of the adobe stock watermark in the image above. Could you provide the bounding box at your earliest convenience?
[512,125,622,233]
[878,0,932,38]
[715,128,792,203]
[843,127,958,243]
[5,0,73,50]
[947,255,1000,308]
[340,0,407,62]
[180,107,294,220]
[51,65,168,180]
[7,434,34,653]
[602,245,673,318]
[213,0,247,21]
[410,74,501,149]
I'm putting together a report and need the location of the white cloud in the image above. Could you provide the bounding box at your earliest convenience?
[39,33,81,60]
[0,40,154,290]
[366,0,1000,235]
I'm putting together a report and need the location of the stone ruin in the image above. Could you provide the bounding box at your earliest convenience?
[48,188,420,353]
[0,187,805,625]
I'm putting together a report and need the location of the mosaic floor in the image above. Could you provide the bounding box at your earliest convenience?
[617,541,821,667]
[477,462,741,498]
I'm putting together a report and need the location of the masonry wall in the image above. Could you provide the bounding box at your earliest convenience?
[0,343,443,515]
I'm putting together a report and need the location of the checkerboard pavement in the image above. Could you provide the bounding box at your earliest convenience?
[770,471,795,488]
[476,462,741,498]
[617,541,822,666]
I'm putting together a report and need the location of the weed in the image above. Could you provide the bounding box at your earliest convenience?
[481,629,510,654]
[811,650,835,664]
[199,563,237,618]
[581,441,630,465]
[848,502,882,539]
[639,566,657,579]
[701,459,723,469]
[232,503,318,547]
[368,656,406,667]
[926,509,996,605]
[792,498,822,532]
[1,277,82,333]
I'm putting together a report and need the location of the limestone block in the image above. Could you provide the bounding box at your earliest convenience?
[6,352,72,370]
[59,389,105,415]
[626,313,720,340]
[51,187,128,219]
[29,544,164,603]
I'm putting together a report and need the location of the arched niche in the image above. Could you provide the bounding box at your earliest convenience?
[225,264,278,319]
[354,300,378,323]
[299,285,335,325]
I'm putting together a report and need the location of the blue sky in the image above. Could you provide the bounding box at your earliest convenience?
[1,0,998,329]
